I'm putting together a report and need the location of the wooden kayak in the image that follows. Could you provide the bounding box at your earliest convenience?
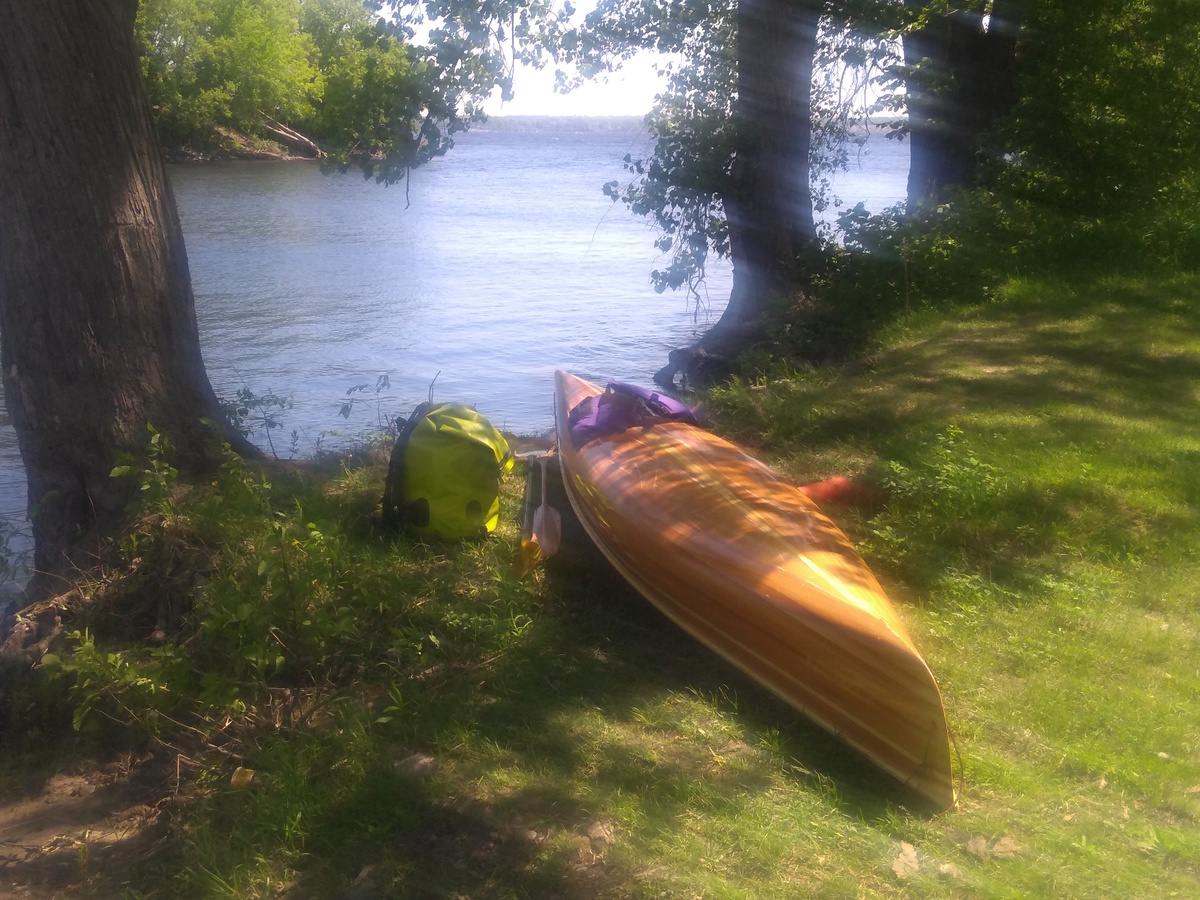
[553,371,955,809]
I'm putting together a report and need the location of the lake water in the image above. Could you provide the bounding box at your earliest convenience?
[177,129,734,445]
[0,127,908,580]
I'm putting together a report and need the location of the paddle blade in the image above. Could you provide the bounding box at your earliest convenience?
[531,502,561,559]
[512,454,562,576]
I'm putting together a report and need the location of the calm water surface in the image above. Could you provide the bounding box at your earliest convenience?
[179,130,733,442]
[0,128,907,573]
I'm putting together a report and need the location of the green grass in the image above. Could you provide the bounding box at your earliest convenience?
[5,272,1200,897]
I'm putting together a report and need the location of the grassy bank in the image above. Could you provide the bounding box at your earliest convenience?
[3,273,1199,897]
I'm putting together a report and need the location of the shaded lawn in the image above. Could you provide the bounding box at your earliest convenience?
[3,273,1199,898]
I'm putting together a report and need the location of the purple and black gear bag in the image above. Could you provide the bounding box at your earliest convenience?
[567,381,699,449]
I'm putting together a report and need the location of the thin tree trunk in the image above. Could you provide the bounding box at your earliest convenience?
[0,0,256,596]
[657,0,822,387]
[904,0,1020,209]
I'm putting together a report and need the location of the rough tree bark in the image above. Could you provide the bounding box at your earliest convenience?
[0,0,256,597]
[656,0,822,388]
[903,0,1020,209]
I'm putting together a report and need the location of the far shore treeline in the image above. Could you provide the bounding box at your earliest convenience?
[476,115,648,133]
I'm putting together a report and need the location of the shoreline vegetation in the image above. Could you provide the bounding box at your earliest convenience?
[2,268,1198,896]
[163,114,902,164]
[164,115,652,163]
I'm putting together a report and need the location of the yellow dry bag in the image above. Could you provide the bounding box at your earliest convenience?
[381,402,513,539]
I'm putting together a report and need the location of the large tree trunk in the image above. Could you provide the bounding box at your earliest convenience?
[657,0,821,388]
[904,0,1020,209]
[0,0,255,596]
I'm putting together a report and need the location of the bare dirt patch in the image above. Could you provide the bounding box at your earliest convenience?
[0,753,173,898]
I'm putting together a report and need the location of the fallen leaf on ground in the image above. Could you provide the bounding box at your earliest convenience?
[395,752,438,779]
[966,835,990,857]
[892,841,920,878]
[585,817,615,848]
[991,835,1021,858]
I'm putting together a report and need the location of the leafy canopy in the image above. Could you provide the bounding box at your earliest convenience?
[1000,0,1200,219]
[137,0,570,179]
[138,0,323,145]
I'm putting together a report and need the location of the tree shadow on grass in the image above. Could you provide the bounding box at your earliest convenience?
[269,477,948,896]
[478,479,946,817]
[284,769,622,899]
[729,282,1200,607]
[748,277,1200,459]
[273,558,939,897]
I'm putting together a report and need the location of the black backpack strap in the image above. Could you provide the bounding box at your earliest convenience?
[382,401,434,527]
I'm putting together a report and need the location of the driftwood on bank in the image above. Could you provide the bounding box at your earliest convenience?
[0,592,73,670]
[260,115,325,158]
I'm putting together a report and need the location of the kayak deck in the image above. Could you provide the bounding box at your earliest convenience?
[553,371,955,809]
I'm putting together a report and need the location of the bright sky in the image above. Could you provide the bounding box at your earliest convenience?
[482,52,666,117]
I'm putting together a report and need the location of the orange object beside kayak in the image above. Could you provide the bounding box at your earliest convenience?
[554,371,955,809]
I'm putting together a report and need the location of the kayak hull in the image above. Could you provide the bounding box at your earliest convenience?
[554,371,955,809]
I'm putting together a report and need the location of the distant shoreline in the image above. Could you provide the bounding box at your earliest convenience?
[473,114,648,134]
[163,113,904,163]
[164,115,651,163]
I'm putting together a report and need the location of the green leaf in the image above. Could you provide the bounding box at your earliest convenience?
[110,465,132,478]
